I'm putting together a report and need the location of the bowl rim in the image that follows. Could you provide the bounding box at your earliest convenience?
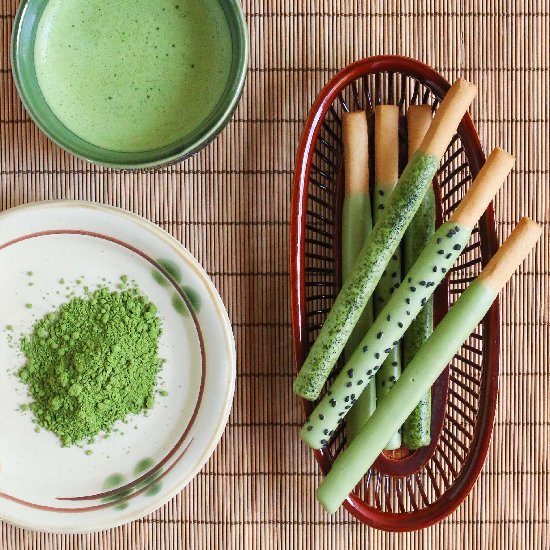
[290,55,501,531]
[10,0,249,169]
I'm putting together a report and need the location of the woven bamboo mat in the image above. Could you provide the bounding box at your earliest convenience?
[1,0,548,548]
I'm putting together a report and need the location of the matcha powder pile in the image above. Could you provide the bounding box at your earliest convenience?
[18,286,163,447]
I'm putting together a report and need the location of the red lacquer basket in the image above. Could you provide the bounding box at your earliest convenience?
[290,56,500,531]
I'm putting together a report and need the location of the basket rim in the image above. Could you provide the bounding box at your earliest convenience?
[290,55,501,531]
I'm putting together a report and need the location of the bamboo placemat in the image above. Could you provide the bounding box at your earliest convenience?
[1,1,548,548]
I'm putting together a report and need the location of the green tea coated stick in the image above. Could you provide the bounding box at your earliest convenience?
[341,112,377,440]
[294,79,477,400]
[316,217,541,513]
[301,148,515,448]
[372,105,402,450]
[402,104,436,449]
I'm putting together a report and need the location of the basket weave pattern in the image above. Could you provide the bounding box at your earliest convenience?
[291,58,500,531]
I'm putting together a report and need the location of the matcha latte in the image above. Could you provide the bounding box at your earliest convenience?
[34,0,232,152]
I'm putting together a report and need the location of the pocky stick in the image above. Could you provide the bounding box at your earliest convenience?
[294,79,477,400]
[301,148,515,449]
[316,217,541,513]
[341,111,377,440]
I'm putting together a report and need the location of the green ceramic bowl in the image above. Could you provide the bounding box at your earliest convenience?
[11,0,248,169]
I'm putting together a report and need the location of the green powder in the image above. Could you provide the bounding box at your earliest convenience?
[18,286,163,447]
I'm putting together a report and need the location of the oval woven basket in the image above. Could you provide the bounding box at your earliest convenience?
[290,56,500,531]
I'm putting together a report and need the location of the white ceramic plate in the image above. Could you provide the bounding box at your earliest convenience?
[0,201,235,533]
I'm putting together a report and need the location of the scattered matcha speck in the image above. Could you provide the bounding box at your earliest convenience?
[85,449,93,456]
[27,271,33,276]
[6,325,13,331]
[25,303,33,309]
[59,278,65,284]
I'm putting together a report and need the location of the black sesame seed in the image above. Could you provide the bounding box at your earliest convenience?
[410,287,416,292]
[390,376,396,382]
[339,411,345,416]
[321,439,327,446]
[420,281,426,286]
[377,331,383,339]
[442,268,447,273]
[357,380,364,385]
[346,382,352,387]
[363,345,369,353]
[384,348,391,353]
[347,369,354,378]
[433,266,438,272]
[387,314,391,321]
[453,244,461,250]
[445,253,452,259]
[329,399,336,407]
[436,237,442,244]
[408,277,413,283]
[406,298,411,304]
[307,425,313,431]
[344,396,349,402]
[350,394,356,400]
[392,254,398,261]
[398,322,403,328]
[455,226,460,232]
[367,370,372,375]
[328,430,334,436]
[323,429,329,435]
[391,272,397,278]
[447,230,455,238]
[375,353,380,359]
[438,250,444,255]
[345,405,351,410]
[392,361,398,367]
[319,414,324,420]
[378,190,385,196]
[406,310,411,315]
[393,341,398,346]
[421,297,427,306]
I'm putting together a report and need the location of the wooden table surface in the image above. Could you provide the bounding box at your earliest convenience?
[1,1,548,548]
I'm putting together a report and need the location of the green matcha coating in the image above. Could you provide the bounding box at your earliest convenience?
[373,183,402,450]
[341,193,376,441]
[316,279,496,514]
[294,152,440,401]
[300,222,471,449]
[17,287,163,446]
[403,185,436,449]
